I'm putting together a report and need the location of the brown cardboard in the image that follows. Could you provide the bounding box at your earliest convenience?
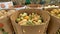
[45,8,60,34]
[0,9,16,34]
[0,16,13,34]
[10,9,50,34]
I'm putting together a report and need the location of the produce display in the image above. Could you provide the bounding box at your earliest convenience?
[0,10,15,17]
[27,4,41,8]
[56,28,60,34]
[16,13,43,25]
[45,5,56,7]
[50,9,60,18]
[44,5,59,9]
[14,5,23,8]
[0,10,7,17]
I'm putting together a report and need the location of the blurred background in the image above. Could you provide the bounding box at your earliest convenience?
[0,0,60,7]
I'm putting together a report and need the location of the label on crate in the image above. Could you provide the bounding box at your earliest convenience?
[0,1,13,9]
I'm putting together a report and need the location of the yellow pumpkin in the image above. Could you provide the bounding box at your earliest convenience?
[24,16,29,19]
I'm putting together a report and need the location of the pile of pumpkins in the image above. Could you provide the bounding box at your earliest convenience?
[0,10,15,17]
[50,9,60,18]
[49,9,60,34]
[16,13,43,25]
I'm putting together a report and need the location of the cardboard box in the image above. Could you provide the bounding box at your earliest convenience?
[45,8,60,34]
[10,9,50,34]
[0,9,16,34]
[0,16,13,34]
